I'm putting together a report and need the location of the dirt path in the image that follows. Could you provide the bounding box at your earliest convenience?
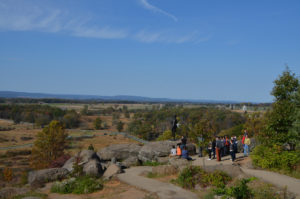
[192,153,300,198]
[117,166,198,199]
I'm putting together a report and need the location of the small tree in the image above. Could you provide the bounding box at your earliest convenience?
[93,117,102,130]
[80,105,89,115]
[117,121,124,132]
[31,120,68,169]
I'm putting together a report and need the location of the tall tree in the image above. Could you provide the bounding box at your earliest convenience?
[263,67,299,146]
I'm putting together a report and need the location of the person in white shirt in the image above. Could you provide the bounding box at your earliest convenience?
[170,145,177,156]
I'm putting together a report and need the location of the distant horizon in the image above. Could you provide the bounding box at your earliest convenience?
[1,1,300,102]
[0,90,272,104]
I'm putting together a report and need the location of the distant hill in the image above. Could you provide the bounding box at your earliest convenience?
[0,91,240,104]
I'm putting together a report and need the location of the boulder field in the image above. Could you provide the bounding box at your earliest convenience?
[27,141,196,187]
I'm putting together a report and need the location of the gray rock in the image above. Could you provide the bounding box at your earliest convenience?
[157,157,170,164]
[28,168,69,187]
[169,158,189,171]
[138,141,176,162]
[83,159,104,176]
[203,164,246,178]
[103,163,122,180]
[138,141,196,162]
[122,156,139,168]
[152,165,177,175]
[0,187,29,199]
[62,150,103,175]
[97,143,142,161]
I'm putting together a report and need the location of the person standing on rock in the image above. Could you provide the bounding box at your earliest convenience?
[181,135,187,150]
[207,141,213,160]
[197,136,204,157]
[230,139,236,162]
[244,135,251,157]
[171,115,178,140]
[216,137,222,161]
[212,137,216,159]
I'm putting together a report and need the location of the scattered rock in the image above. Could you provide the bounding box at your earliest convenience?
[83,159,104,177]
[103,163,122,180]
[62,151,103,176]
[203,164,246,178]
[157,157,169,164]
[169,158,189,171]
[152,165,177,175]
[122,156,139,168]
[97,143,142,161]
[0,187,29,199]
[28,168,69,187]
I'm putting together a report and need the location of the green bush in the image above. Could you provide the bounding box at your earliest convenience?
[175,166,231,189]
[142,161,164,166]
[226,178,253,199]
[252,145,300,172]
[51,176,103,194]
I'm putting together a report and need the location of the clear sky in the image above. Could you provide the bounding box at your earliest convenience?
[0,0,299,102]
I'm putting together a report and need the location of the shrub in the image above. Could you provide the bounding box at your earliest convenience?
[20,171,28,185]
[88,144,95,151]
[175,166,231,189]
[226,178,253,199]
[31,120,68,169]
[3,167,12,182]
[252,145,300,172]
[51,176,103,194]
[142,161,164,166]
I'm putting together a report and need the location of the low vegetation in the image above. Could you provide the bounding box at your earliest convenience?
[174,166,231,189]
[51,176,104,194]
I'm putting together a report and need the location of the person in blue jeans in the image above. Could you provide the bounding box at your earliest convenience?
[181,146,192,161]
[244,135,251,157]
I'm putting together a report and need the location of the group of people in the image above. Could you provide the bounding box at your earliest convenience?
[170,130,251,163]
[170,136,193,160]
[206,131,251,162]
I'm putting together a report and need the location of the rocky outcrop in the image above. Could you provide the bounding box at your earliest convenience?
[168,158,190,171]
[83,159,103,177]
[28,168,69,187]
[103,163,122,180]
[138,141,196,162]
[97,143,142,161]
[62,149,103,176]
[0,187,29,199]
[122,156,139,168]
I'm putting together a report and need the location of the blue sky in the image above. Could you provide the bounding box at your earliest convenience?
[0,0,300,102]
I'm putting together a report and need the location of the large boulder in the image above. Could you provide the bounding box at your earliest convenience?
[138,141,196,162]
[97,143,142,161]
[121,156,139,168]
[83,159,104,177]
[63,150,102,176]
[138,141,176,162]
[28,168,69,187]
[103,163,122,180]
